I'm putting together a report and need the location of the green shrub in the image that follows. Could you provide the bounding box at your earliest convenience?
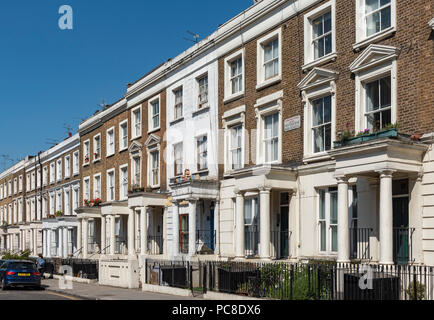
[2,250,31,260]
[406,281,426,300]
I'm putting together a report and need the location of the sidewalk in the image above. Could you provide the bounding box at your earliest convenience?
[42,278,201,300]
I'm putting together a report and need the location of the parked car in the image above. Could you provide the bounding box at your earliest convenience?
[0,260,42,290]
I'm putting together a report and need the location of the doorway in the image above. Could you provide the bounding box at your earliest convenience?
[392,179,410,264]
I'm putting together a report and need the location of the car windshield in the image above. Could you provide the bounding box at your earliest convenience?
[8,262,35,270]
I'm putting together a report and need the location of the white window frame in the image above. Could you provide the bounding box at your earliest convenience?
[317,187,338,255]
[119,164,129,201]
[196,134,208,172]
[173,87,183,122]
[303,0,337,71]
[173,142,184,177]
[106,169,115,202]
[223,105,246,174]
[64,187,70,216]
[224,48,245,103]
[56,190,62,213]
[18,175,22,192]
[147,148,160,189]
[49,193,55,215]
[132,156,141,187]
[354,0,396,50]
[37,169,41,188]
[93,134,102,161]
[83,139,90,166]
[64,155,71,179]
[256,28,282,90]
[148,95,161,132]
[43,167,48,186]
[83,177,90,204]
[119,119,128,152]
[353,52,397,133]
[197,74,209,110]
[131,105,142,139]
[93,173,102,199]
[30,173,35,191]
[0,185,3,200]
[106,127,115,157]
[255,92,283,165]
[73,151,79,175]
[72,186,79,213]
[13,178,17,194]
[56,159,62,182]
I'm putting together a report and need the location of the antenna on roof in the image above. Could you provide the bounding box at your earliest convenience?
[63,123,74,137]
[184,30,200,44]
[98,99,108,110]
[0,155,14,171]
[45,139,60,147]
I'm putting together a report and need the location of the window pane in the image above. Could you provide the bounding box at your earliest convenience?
[323,96,331,123]
[330,192,338,224]
[312,99,324,126]
[324,124,332,151]
[324,12,332,33]
[320,221,326,251]
[319,190,325,219]
[380,76,391,108]
[365,0,379,14]
[380,0,390,6]
[366,11,380,36]
[331,226,338,252]
[366,80,379,112]
[314,127,325,153]
[244,199,252,225]
[312,16,323,38]
[381,109,391,128]
[324,34,332,55]
[367,111,381,131]
[380,6,391,30]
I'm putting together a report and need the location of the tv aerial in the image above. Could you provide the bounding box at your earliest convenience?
[184,30,200,44]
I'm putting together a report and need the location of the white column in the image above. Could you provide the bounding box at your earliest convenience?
[34,229,38,256]
[42,230,45,257]
[378,170,395,265]
[188,200,197,256]
[235,190,245,258]
[214,199,220,256]
[63,228,68,257]
[30,229,34,255]
[110,215,116,255]
[101,215,106,255]
[172,203,179,256]
[128,209,135,257]
[47,229,52,258]
[77,219,82,257]
[259,187,271,259]
[58,228,63,257]
[140,207,148,256]
[337,176,350,263]
[82,218,88,259]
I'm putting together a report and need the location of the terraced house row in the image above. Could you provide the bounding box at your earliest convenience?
[0,0,433,289]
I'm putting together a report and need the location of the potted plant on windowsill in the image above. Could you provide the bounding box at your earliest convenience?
[0,221,9,231]
[334,123,400,148]
[84,155,90,163]
[55,211,63,218]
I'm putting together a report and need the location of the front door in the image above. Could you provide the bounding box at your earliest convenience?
[179,214,189,254]
[393,179,410,264]
[280,206,289,258]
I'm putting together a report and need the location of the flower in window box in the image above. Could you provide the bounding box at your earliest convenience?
[85,155,90,163]
[55,211,63,217]
[94,152,100,159]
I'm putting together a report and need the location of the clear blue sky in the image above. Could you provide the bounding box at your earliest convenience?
[0,0,252,170]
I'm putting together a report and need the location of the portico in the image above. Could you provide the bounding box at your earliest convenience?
[75,207,102,259]
[330,136,428,265]
[228,164,297,260]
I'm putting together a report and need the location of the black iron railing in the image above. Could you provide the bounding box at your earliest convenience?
[145,259,434,300]
[45,258,99,280]
[350,228,373,261]
[147,235,164,255]
[394,227,415,264]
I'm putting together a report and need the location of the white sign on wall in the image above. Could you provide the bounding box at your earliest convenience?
[284,116,301,132]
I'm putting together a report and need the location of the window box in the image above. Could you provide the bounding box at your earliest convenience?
[334,128,397,148]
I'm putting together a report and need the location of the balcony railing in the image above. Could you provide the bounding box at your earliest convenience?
[349,227,373,261]
[148,235,163,255]
[394,227,415,264]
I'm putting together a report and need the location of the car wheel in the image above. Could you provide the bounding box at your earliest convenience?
[1,278,8,291]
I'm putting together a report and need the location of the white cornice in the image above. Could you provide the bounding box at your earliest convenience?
[79,98,127,133]
[297,67,339,91]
